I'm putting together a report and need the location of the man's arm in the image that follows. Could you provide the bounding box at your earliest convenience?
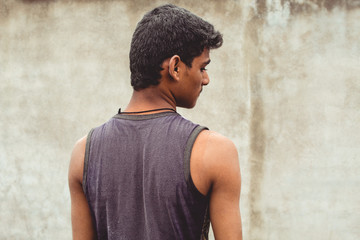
[68,136,96,240]
[193,130,242,239]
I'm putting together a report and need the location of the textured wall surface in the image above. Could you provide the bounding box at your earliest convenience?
[1,0,359,239]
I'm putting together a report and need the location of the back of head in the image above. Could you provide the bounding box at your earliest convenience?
[129,4,223,90]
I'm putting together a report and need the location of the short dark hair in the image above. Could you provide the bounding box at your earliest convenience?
[129,4,223,90]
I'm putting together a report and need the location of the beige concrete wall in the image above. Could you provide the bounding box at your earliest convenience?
[1,0,359,239]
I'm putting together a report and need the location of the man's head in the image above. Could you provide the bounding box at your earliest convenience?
[129,4,223,90]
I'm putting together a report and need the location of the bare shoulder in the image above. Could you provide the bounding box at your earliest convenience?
[68,135,97,239]
[195,131,242,239]
[191,130,240,196]
[205,130,237,152]
[196,130,239,170]
[68,136,87,185]
[205,130,240,187]
[196,130,237,151]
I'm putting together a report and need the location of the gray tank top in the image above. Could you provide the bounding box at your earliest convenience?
[83,112,210,240]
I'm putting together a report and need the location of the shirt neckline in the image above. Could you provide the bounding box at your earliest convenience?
[113,111,179,121]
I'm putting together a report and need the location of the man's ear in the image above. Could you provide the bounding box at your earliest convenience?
[169,55,181,81]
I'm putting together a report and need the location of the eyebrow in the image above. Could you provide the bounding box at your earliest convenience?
[203,59,211,65]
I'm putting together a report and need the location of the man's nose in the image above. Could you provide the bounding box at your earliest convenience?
[202,72,210,85]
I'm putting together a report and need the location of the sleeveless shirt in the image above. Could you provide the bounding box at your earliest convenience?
[83,112,210,240]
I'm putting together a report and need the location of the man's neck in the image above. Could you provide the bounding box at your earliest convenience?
[124,86,176,113]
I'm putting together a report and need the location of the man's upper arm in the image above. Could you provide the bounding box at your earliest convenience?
[68,136,96,240]
[205,131,242,240]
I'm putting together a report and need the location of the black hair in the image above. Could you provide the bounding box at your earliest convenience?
[129,4,223,90]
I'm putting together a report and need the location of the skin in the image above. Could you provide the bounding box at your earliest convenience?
[69,48,242,239]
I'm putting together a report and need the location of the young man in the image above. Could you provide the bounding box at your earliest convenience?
[69,4,242,240]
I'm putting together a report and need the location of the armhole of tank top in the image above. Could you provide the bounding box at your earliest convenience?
[184,125,209,199]
[82,128,94,195]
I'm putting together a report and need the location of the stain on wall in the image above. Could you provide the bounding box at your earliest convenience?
[242,1,360,239]
[242,3,267,239]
